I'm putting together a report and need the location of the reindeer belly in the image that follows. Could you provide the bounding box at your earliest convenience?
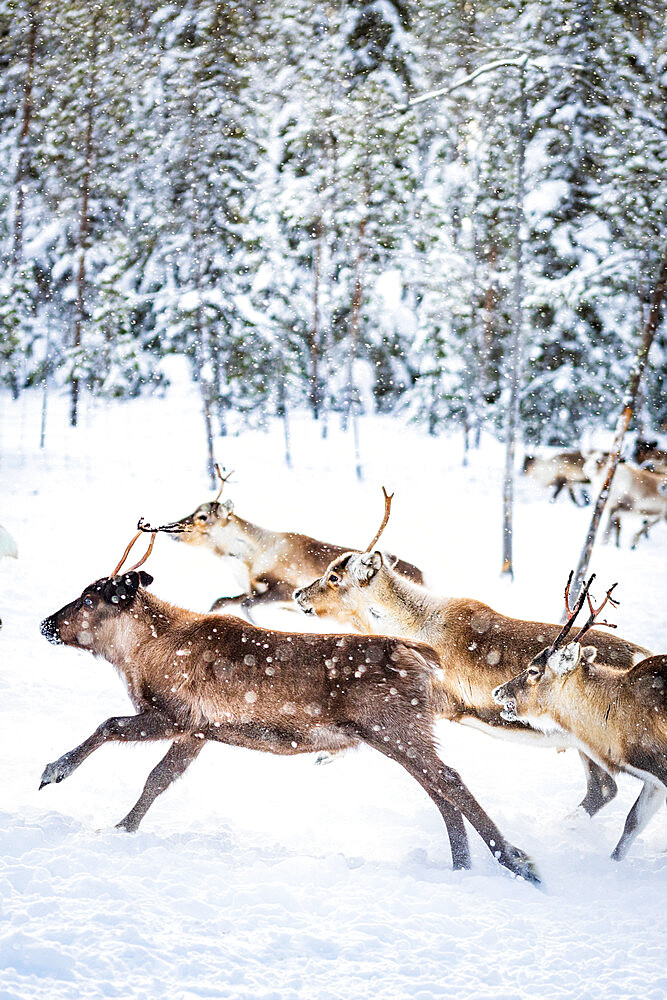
[204,720,356,755]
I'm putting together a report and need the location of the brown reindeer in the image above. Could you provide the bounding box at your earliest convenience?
[155,470,423,614]
[294,495,651,818]
[493,576,667,861]
[633,438,667,475]
[522,450,594,506]
[584,454,667,548]
[38,527,539,885]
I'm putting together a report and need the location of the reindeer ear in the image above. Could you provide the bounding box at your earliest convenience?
[352,551,383,585]
[221,499,234,515]
[548,642,581,675]
[581,645,597,664]
[102,572,148,606]
[383,552,399,569]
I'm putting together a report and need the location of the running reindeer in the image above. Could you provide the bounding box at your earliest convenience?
[522,450,595,506]
[294,491,652,818]
[38,523,539,885]
[493,575,666,861]
[583,453,667,549]
[155,468,423,614]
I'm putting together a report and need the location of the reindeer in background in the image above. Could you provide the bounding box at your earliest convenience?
[583,453,667,549]
[493,575,666,861]
[294,491,652,819]
[154,468,423,615]
[38,523,540,885]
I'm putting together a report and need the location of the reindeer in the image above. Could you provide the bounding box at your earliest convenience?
[37,525,540,885]
[493,575,666,861]
[584,454,667,548]
[522,451,594,506]
[633,438,667,475]
[155,468,423,615]
[294,492,652,818]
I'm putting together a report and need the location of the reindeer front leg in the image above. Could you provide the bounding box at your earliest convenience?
[39,711,178,789]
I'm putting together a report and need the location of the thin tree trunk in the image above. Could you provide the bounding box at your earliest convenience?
[345,216,366,481]
[70,47,96,428]
[501,61,527,578]
[309,217,322,419]
[277,378,292,468]
[566,247,667,615]
[12,0,38,267]
[194,318,217,490]
[344,215,367,432]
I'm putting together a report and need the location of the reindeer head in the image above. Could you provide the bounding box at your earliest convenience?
[40,526,155,649]
[294,488,395,627]
[151,466,237,550]
[493,572,617,724]
[294,549,395,625]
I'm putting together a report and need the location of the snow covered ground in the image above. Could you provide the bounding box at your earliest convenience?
[1,381,666,1000]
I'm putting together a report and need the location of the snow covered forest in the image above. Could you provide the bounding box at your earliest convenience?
[1,0,666,450]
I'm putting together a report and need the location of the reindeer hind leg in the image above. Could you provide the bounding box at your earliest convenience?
[610,781,665,861]
[576,753,617,817]
[352,724,539,884]
[117,736,205,832]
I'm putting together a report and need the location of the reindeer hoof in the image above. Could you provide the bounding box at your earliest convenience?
[39,757,72,788]
[506,847,541,886]
[115,817,140,833]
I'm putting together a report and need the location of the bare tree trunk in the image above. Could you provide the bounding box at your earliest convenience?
[566,247,667,615]
[277,378,292,468]
[345,216,366,481]
[194,318,217,490]
[12,0,38,267]
[501,62,527,578]
[309,217,322,420]
[70,41,96,428]
[344,215,367,430]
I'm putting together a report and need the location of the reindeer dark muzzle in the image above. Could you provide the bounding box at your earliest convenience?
[40,615,62,645]
[492,683,517,721]
[293,589,314,614]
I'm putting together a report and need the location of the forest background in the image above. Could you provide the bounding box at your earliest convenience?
[1,0,666,466]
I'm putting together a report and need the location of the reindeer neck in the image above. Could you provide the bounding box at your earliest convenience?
[365,570,445,641]
[92,591,190,668]
[542,668,627,763]
[210,514,274,563]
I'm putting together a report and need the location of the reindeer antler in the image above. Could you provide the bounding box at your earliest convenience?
[110,521,157,577]
[571,582,619,644]
[544,571,618,659]
[214,464,234,503]
[364,487,394,553]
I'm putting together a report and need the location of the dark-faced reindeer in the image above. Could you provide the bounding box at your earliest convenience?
[38,525,539,885]
[633,438,667,475]
[155,470,423,614]
[493,576,666,861]
[584,454,667,548]
[294,493,652,819]
[522,451,595,506]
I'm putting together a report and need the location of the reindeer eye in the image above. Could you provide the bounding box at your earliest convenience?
[328,574,340,587]
[197,514,208,523]
[527,667,540,678]
[84,597,94,607]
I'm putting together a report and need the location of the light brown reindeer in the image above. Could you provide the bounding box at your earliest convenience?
[493,576,667,861]
[38,525,540,885]
[522,450,595,506]
[583,454,667,549]
[294,494,652,818]
[156,470,423,614]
